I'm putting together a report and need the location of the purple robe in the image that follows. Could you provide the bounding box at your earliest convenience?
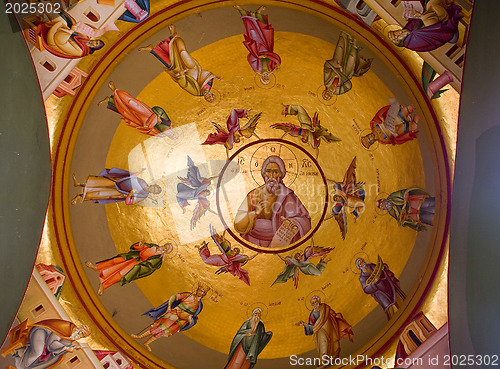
[403,3,462,52]
[240,184,311,247]
[88,168,150,205]
[359,263,400,311]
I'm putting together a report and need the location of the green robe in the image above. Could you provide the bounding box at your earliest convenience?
[117,243,163,285]
[225,320,272,369]
[272,259,327,286]
[387,188,430,232]
[324,31,372,95]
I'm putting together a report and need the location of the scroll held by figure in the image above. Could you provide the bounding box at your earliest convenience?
[235,5,281,85]
[98,81,177,138]
[355,256,406,320]
[139,24,220,102]
[323,31,373,99]
[132,284,209,351]
[377,187,435,231]
[361,98,419,149]
[234,155,311,248]
[388,0,463,52]
[71,168,161,205]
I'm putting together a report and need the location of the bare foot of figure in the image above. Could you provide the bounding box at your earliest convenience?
[256,5,266,13]
[108,81,116,91]
[168,24,176,35]
[85,261,98,270]
[97,96,109,106]
[97,284,104,296]
[71,195,82,205]
[138,44,153,52]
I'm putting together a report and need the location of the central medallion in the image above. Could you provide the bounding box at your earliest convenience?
[216,139,328,253]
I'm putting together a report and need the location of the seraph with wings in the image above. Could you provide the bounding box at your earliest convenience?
[271,104,340,155]
[272,243,334,288]
[176,156,217,230]
[197,225,258,285]
[326,157,365,239]
[202,109,262,158]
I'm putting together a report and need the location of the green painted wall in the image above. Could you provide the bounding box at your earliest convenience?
[0,11,51,343]
[449,1,500,367]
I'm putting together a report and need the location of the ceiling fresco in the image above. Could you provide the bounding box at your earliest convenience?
[0,0,468,368]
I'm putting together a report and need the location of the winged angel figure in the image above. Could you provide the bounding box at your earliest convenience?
[272,242,334,288]
[176,156,217,230]
[272,104,340,157]
[202,109,262,158]
[326,157,365,239]
[196,225,258,285]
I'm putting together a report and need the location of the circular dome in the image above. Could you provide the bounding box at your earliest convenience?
[52,2,450,368]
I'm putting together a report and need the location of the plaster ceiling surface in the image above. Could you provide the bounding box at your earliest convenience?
[47,2,452,368]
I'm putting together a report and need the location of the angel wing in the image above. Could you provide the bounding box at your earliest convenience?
[342,157,358,193]
[209,225,230,254]
[335,207,347,240]
[213,122,228,133]
[302,245,334,261]
[190,198,210,230]
[271,122,306,136]
[240,112,262,132]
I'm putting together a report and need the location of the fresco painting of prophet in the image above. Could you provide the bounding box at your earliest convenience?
[323,31,372,99]
[235,5,281,85]
[139,24,220,102]
[98,81,177,138]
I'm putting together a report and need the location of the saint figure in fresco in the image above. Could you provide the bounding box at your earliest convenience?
[296,296,354,364]
[196,225,258,286]
[325,157,365,239]
[98,81,177,138]
[4,319,90,369]
[139,24,220,102]
[377,187,435,231]
[85,240,173,295]
[234,155,311,247]
[176,156,218,230]
[355,256,406,320]
[272,244,333,288]
[202,109,262,158]
[322,31,373,99]
[224,308,273,369]
[234,5,281,85]
[132,284,209,351]
[361,99,419,149]
[71,168,161,205]
[36,11,116,59]
[388,0,463,52]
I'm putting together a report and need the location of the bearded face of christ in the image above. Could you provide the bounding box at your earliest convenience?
[263,162,283,194]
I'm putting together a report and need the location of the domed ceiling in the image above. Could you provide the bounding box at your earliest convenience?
[46,1,452,368]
